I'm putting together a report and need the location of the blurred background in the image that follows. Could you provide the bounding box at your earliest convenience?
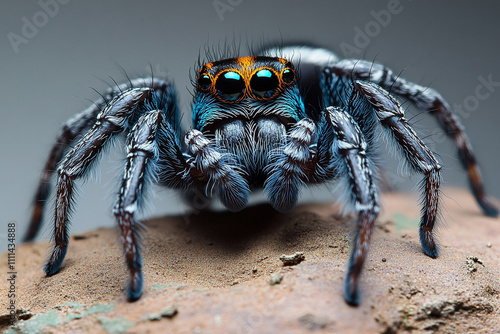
[2,1,499,241]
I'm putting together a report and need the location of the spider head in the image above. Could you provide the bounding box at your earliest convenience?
[192,56,306,133]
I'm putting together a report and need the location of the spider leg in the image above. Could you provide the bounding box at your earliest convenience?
[115,104,232,302]
[26,78,180,242]
[44,86,172,277]
[265,110,379,305]
[113,110,167,301]
[330,61,498,217]
[25,105,101,241]
[317,107,379,306]
[353,81,442,258]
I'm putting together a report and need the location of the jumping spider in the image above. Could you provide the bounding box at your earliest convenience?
[24,45,498,305]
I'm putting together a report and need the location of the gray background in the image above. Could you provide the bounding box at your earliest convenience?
[2,0,499,241]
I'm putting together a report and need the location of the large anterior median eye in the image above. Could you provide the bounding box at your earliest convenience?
[250,69,279,99]
[215,71,245,102]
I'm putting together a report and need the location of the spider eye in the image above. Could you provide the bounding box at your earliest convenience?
[215,71,245,102]
[282,68,295,84]
[250,69,279,99]
[198,74,212,91]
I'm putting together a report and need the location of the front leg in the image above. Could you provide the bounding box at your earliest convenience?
[318,108,380,306]
[114,110,172,301]
[265,111,379,305]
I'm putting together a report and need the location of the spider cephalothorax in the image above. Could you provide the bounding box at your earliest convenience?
[193,56,307,198]
[25,45,498,305]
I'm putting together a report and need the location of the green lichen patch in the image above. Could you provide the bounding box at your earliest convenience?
[392,213,419,231]
[98,317,135,334]
[6,310,61,334]
[64,303,115,323]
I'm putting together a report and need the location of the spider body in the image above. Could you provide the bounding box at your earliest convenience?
[25,45,498,306]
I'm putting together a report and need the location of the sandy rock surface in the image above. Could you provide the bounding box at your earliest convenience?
[1,188,499,333]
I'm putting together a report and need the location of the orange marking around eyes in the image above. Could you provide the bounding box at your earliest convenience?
[198,56,295,103]
[236,57,256,71]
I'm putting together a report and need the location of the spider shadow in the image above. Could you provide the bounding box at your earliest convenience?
[162,203,296,253]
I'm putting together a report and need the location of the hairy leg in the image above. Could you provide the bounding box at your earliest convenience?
[25,105,100,241]
[330,61,498,217]
[44,87,166,276]
[354,81,442,258]
[268,109,379,305]
[114,110,165,301]
[26,78,180,242]
[315,107,380,306]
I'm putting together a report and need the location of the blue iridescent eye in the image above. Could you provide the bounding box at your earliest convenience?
[198,73,212,90]
[215,71,245,102]
[282,68,295,84]
[251,69,279,99]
